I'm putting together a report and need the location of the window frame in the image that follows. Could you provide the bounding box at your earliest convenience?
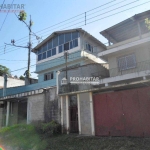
[44,72,54,81]
[117,53,136,71]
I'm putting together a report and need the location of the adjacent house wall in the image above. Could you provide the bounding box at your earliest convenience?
[108,43,150,77]
[0,76,25,88]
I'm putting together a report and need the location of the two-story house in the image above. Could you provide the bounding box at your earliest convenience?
[0,28,107,130]
[58,10,150,137]
[95,10,150,137]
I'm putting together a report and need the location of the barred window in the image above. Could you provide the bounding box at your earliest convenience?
[118,54,136,71]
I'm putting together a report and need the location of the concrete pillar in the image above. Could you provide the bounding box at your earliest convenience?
[6,101,10,126]
[66,95,69,134]
[27,100,29,124]
[60,96,64,133]
[89,92,95,136]
[77,94,81,134]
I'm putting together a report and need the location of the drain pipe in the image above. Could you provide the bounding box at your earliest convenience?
[56,71,60,95]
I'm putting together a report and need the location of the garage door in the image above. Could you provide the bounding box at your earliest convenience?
[93,87,150,137]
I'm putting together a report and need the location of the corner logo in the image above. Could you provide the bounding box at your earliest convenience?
[0,146,4,150]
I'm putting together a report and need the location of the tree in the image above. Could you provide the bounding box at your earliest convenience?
[0,65,11,76]
[19,75,25,80]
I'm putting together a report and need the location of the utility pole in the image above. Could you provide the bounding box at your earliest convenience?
[27,15,32,79]
[64,50,69,80]
[5,11,41,81]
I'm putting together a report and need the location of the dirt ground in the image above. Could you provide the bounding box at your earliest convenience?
[45,134,150,150]
[1,134,150,150]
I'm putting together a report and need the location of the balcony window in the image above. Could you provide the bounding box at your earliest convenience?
[118,54,136,71]
[64,42,69,51]
[52,48,56,56]
[59,45,63,53]
[47,50,51,58]
[44,72,54,81]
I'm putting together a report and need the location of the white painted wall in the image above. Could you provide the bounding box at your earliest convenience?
[0,76,25,88]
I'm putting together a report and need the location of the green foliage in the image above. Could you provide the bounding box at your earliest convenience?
[19,75,25,80]
[0,64,11,76]
[0,124,46,150]
[0,122,61,150]
[145,18,150,30]
[35,120,61,137]
[18,10,27,21]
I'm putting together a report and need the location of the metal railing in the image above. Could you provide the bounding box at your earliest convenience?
[109,60,150,77]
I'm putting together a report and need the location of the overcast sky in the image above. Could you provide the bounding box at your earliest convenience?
[0,0,149,78]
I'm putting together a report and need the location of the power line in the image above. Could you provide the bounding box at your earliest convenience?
[0,0,148,55]
[10,52,82,73]
[0,0,14,31]
[0,0,5,11]
[0,0,124,49]
[0,0,142,54]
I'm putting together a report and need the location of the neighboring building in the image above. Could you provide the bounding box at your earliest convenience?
[58,10,150,137]
[0,28,107,128]
[0,76,25,89]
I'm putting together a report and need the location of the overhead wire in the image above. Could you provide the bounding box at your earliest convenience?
[0,0,143,54]
[0,0,149,74]
[0,0,134,50]
[0,0,14,31]
[0,0,148,55]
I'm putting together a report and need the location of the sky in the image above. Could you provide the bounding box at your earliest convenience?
[0,0,149,78]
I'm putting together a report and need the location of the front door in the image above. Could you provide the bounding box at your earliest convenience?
[69,95,78,133]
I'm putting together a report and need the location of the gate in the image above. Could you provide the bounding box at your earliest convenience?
[93,87,150,137]
[69,95,78,133]
[69,106,78,133]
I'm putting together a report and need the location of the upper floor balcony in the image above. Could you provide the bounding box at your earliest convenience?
[99,10,150,57]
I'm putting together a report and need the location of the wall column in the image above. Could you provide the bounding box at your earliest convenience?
[60,96,64,133]
[66,95,69,134]
[27,100,29,124]
[77,94,81,134]
[6,101,10,126]
[89,92,95,136]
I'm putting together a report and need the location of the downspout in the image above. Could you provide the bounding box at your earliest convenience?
[56,71,60,95]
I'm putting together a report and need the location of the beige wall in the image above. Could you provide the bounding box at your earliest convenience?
[27,94,45,123]
[108,43,150,76]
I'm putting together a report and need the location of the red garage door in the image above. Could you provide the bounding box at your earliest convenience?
[93,87,150,137]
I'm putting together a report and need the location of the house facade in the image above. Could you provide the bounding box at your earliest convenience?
[58,10,150,137]
[0,28,107,128]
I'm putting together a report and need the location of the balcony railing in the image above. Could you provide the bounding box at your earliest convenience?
[109,60,150,77]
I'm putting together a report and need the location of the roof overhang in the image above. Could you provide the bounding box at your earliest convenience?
[32,28,106,53]
[100,10,150,43]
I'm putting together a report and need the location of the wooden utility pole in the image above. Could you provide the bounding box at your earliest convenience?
[5,11,41,80]
[64,50,69,80]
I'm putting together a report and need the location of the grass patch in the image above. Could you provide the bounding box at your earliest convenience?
[0,121,60,150]
[1,123,150,150]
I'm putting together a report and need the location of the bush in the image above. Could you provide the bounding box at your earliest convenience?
[34,120,61,137]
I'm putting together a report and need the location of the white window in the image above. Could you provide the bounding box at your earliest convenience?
[44,72,54,81]
[85,42,93,53]
[118,54,136,71]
